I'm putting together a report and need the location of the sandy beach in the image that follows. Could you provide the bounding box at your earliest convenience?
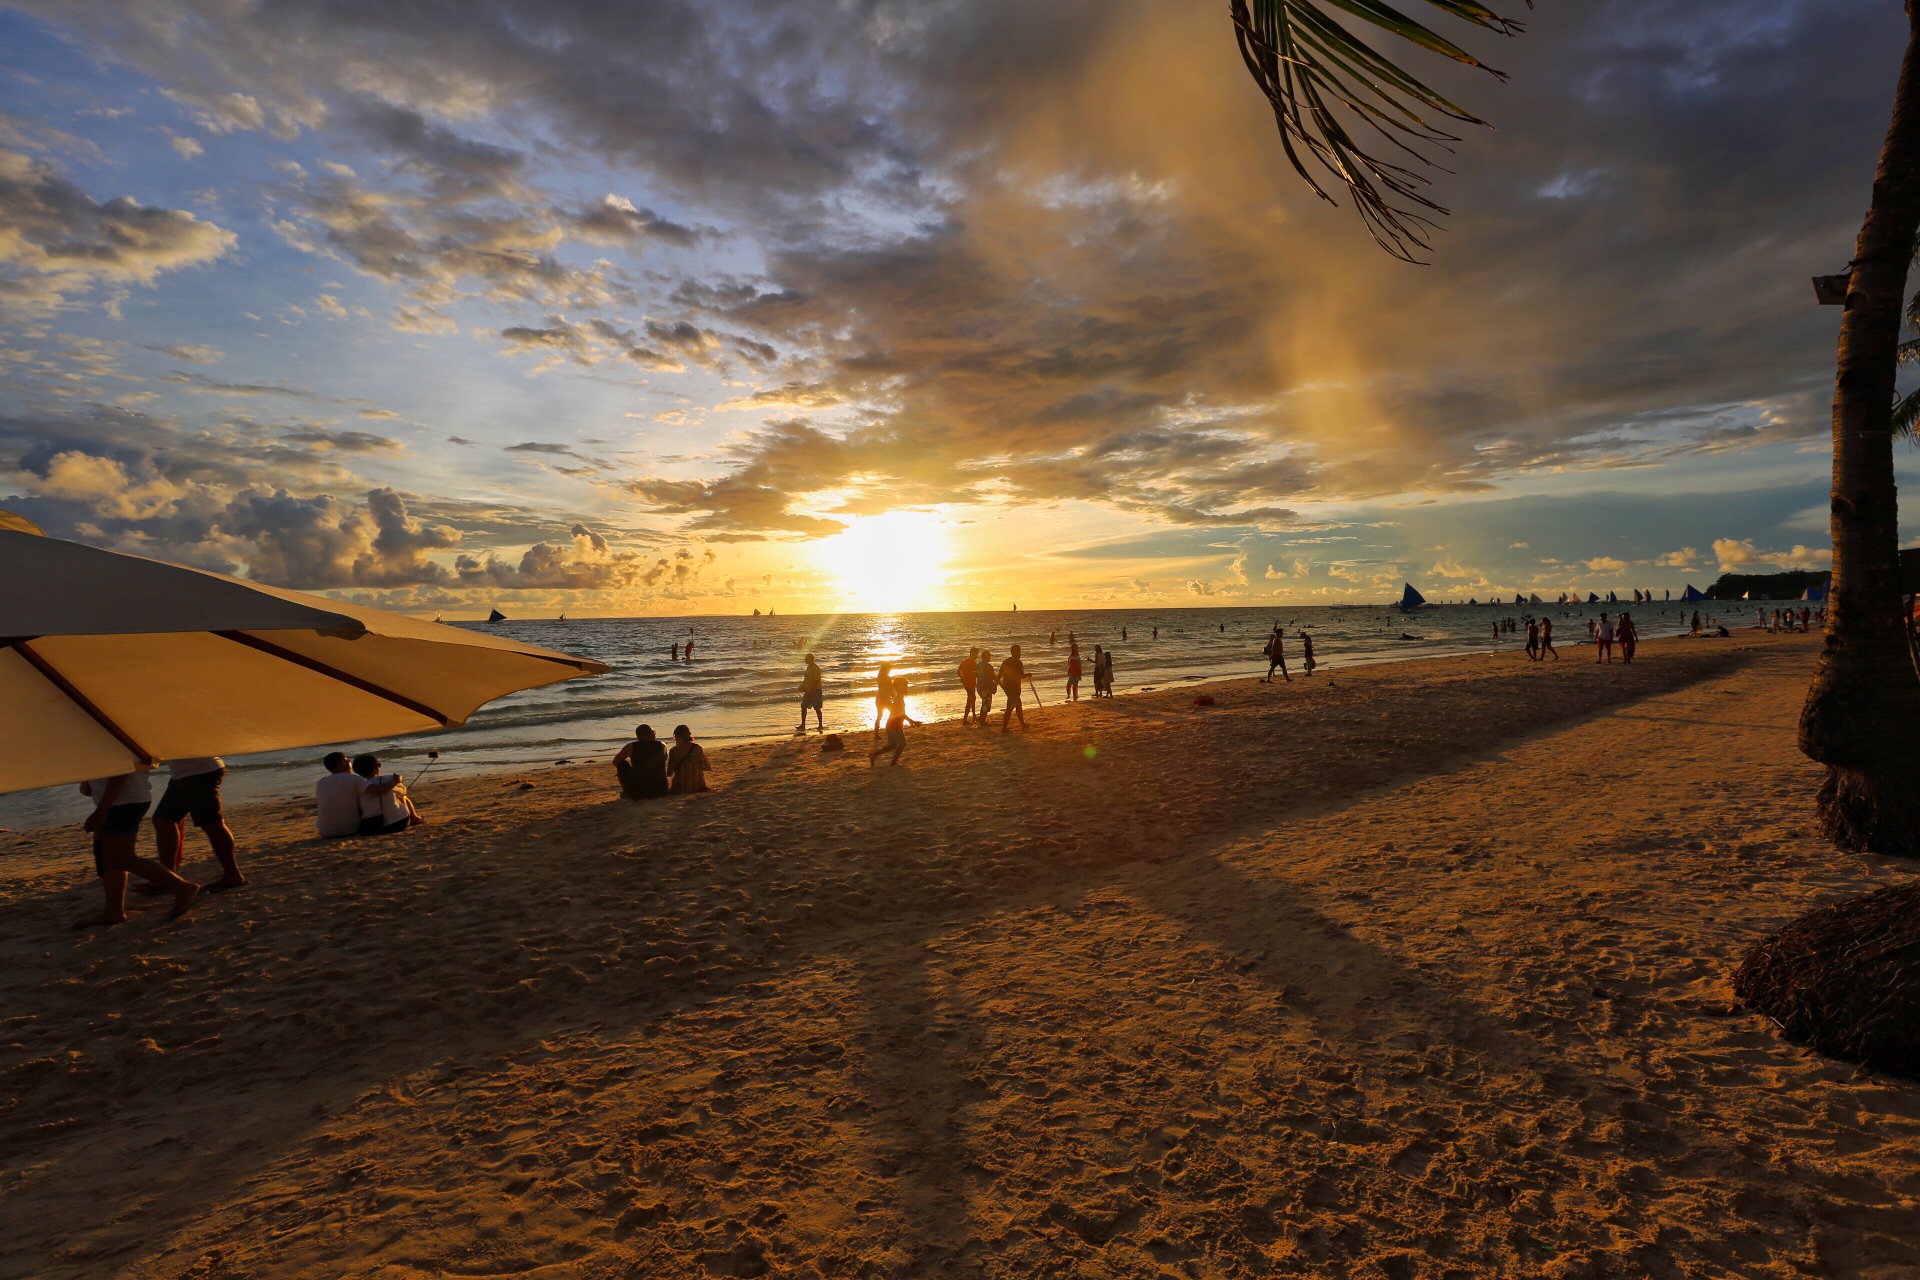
[3,632,1917,1279]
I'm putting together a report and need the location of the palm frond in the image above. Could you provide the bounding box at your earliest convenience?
[1894,388,1920,441]
[1232,0,1529,263]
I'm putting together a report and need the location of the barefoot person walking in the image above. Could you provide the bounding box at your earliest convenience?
[975,648,996,725]
[1263,625,1291,683]
[868,676,921,766]
[79,769,202,926]
[151,756,246,892]
[959,647,980,724]
[1066,642,1083,701]
[998,645,1028,732]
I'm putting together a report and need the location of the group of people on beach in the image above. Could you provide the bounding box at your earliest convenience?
[75,757,248,927]
[1261,625,1315,682]
[1063,639,1116,700]
[613,724,712,798]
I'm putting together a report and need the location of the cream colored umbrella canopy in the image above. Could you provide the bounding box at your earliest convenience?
[0,526,609,794]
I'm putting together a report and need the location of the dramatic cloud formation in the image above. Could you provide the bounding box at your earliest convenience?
[0,0,1880,607]
[0,148,234,309]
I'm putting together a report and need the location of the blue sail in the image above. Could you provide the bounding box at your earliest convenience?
[1587,592,1600,603]
[488,607,506,622]
[1680,583,1705,602]
[1398,583,1427,611]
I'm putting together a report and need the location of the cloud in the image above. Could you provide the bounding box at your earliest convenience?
[0,148,235,310]
[1653,547,1698,567]
[146,342,225,365]
[454,524,682,590]
[570,194,699,247]
[1714,537,1830,571]
[1584,556,1629,573]
[166,131,204,160]
[314,292,347,318]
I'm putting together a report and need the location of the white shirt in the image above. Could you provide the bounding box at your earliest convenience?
[316,771,369,838]
[359,775,410,827]
[85,769,152,807]
[168,757,224,779]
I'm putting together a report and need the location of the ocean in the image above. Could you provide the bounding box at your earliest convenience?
[2,599,1740,831]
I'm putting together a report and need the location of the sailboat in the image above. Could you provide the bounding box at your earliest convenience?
[1681,583,1705,602]
[1605,591,1618,603]
[1528,593,1543,605]
[1586,592,1600,604]
[557,610,567,621]
[488,607,506,623]
[1397,583,1428,612]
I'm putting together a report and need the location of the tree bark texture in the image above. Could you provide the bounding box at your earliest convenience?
[1799,0,1920,855]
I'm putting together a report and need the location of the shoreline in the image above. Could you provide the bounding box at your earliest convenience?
[2,626,1776,837]
[8,631,1914,1279]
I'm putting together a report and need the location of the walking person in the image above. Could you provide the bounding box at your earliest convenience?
[78,769,203,926]
[1595,612,1616,663]
[1066,642,1083,701]
[959,647,980,724]
[999,645,1028,732]
[1618,612,1638,664]
[1301,630,1317,675]
[151,756,245,892]
[1263,625,1290,683]
[797,652,826,733]
[1524,619,1539,661]
[871,662,894,739]
[1098,645,1115,697]
[667,725,711,794]
[868,677,920,766]
[1539,615,1558,660]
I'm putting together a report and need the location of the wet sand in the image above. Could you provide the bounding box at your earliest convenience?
[2,632,1917,1279]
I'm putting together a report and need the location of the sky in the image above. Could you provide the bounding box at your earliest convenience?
[0,0,1910,616]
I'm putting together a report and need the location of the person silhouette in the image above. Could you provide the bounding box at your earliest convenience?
[998,645,1028,732]
[871,662,893,739]
[868,677,920,766]
[797,653,825,732]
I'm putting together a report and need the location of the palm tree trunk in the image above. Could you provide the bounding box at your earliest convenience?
[1799,0,1920,855]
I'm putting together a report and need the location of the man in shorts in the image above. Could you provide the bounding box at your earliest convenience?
[152,756,246,891]
[797,653,826,733]
[80,769,202,926]
[975,649,996,724]
[998,645,1028,733]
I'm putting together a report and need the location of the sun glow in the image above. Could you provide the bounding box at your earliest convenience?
[814,511,950,611]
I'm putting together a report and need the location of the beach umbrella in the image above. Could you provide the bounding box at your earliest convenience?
[0,525,609,794]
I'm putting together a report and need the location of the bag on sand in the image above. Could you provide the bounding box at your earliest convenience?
[821,733,845,753]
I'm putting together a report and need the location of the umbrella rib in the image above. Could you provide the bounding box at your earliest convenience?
[7,640,158,766]
[216,631,452,727]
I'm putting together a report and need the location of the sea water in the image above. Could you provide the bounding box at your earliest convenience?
[2,601,1744,830]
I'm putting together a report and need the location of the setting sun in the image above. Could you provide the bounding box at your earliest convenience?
[813,511,950,611]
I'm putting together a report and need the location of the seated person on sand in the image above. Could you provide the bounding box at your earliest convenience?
[667,724,711,795]
[614,723,669,799]
[314,751,404,838]
[77,769,204,926]
[352,753,421,834]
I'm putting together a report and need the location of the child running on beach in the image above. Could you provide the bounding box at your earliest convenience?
[869,677,920,766]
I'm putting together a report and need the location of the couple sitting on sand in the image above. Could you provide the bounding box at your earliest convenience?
[613,724,710,799]
[315,752,422,839]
